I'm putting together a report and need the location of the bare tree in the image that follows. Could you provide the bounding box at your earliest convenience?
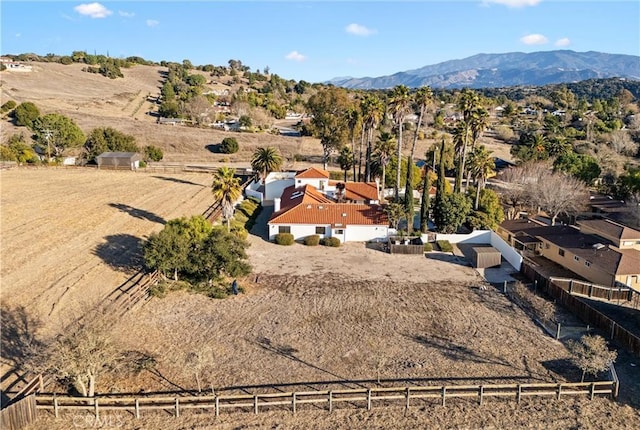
[607,130,639,156]
[567,335,617,382]
[184,344,216,393]
[47,316,121,397]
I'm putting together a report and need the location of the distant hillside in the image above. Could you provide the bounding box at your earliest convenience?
[328,50,640,90]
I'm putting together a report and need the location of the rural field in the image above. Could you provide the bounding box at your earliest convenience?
[1,168,639,429]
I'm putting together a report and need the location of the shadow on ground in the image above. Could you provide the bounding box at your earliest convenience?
[108,203,165,225]
[93,234,144,271]
[151,176,205,187]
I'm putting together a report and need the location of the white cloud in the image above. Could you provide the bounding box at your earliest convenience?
[15,33,21,38]
[520,33,548,45]
[119,11,135,18]
[285,51,306,62]
[345,23,376,36]
[146,19,159,27]
[482,0,541,7]
[555,37,571,47]
[74,3,112,19]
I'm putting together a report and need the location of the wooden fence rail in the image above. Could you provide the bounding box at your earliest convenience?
[35,381,615,419]
[549,277,635,303]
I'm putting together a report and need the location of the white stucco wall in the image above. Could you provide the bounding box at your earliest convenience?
[268,223,388,243]
[294,177,329,191]
[490,231,522,271]
[435,230,492,244]
[265,178,295,201]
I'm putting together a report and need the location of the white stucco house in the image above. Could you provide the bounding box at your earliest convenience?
[266,167,388,243]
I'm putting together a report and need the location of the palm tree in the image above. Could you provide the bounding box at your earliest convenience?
[452,120,467,193]
[455,89,480,193]
[211,167,242,232]
[405,86,433,216]
[337,145,354,182]
[388,85,411,199]
[361,95,385,182]
[345,106,361,182]
[373,130,396,202]
[467,145,495,210]
[251,146,283,182]
[466,107,490,188]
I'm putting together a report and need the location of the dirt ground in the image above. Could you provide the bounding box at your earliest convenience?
[2,167,639,429]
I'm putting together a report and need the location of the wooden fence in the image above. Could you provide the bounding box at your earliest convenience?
[35,381,615,420]
[549,277,636,304]
[388,236,424,255]
[0,395,37,430]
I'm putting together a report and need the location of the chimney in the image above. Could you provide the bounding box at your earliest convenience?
[274,197,281,212]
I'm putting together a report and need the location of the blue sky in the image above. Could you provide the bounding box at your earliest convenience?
[2,1,639,83]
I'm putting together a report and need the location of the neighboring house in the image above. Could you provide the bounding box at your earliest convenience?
[96,152,142,170]
[266,167,388,243]
[497,218,640,290]
[158,117,187,126]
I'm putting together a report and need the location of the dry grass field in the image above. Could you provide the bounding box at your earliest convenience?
[1,167,638,429]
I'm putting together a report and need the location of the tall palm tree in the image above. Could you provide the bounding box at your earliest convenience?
[361,95,385,182]
[466,107,490,188]
[452,120,467,193]
[405,86,433,215]
[455,88,480,193]
[345,106,361,182]
[337,145,354,182]
[251,146,283,182]
[467,145,495,210]
[373,130,396,202]
[211,167,242,232]
[388,85,411,199]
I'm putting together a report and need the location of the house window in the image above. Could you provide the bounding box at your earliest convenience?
[585,261,591,267]
[315,226,325,235]
[278,226,291,234]
[623,241,634,247]
[574,255,580,262]
[558,249,565,257]
[334,229,344,235]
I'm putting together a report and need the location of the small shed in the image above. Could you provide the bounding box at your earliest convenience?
[96,152,142,170]
[470,246,502,268]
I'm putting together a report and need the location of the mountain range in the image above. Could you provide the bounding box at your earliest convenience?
[328,50,640,90]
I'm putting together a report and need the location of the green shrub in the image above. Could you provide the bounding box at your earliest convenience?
[138,160,147,168]
[303,235,320,246]
[436,240,453,253]
[320,237,341,247]
[144,145,164,161]
[423,243,433,252]
[220,137,239,154]
[275,233,294,245]
[1,100,17,113]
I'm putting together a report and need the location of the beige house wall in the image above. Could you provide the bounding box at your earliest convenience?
[538,239,615,287]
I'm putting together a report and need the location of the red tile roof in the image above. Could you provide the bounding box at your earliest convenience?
[295,167,330,179]
[329,181,379,202]
[270,202,388,226]
[278,185,333,212]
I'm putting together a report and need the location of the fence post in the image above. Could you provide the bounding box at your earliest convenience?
[292,392,296,414]
[534,280,537,294]
[610,322,616,339]
[175,398,179,418]
[556,384,562,400]
[503,281,507,294]
[588,283,593,298]
[328,391,333,413]
[135,398,140,419]
[569,280,573,294]
[517,384,522,403]
[215,395,219,418]
[54,395,59,418]
[479,385,484,405]
[94,398,99,420]
[556,322,561,340]
[441,387,446,406]
[590,382,595,400]
[405,387,410,410]
[254,395,258,414]
[367,388,372,411]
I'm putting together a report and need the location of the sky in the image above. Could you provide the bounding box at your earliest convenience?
[1,1,639,83]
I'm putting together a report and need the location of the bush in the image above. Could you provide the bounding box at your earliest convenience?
[144,145,164,162]
[275,233,294,245]
[320,237,341,247]
[436,240,453,253]
[138,160,147,168]
[220,137,239,154]
[303,235,320,246]
[1,100,17,114]
[423,243,433,252]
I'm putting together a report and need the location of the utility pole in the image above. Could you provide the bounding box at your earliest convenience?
[43,129,54,162]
